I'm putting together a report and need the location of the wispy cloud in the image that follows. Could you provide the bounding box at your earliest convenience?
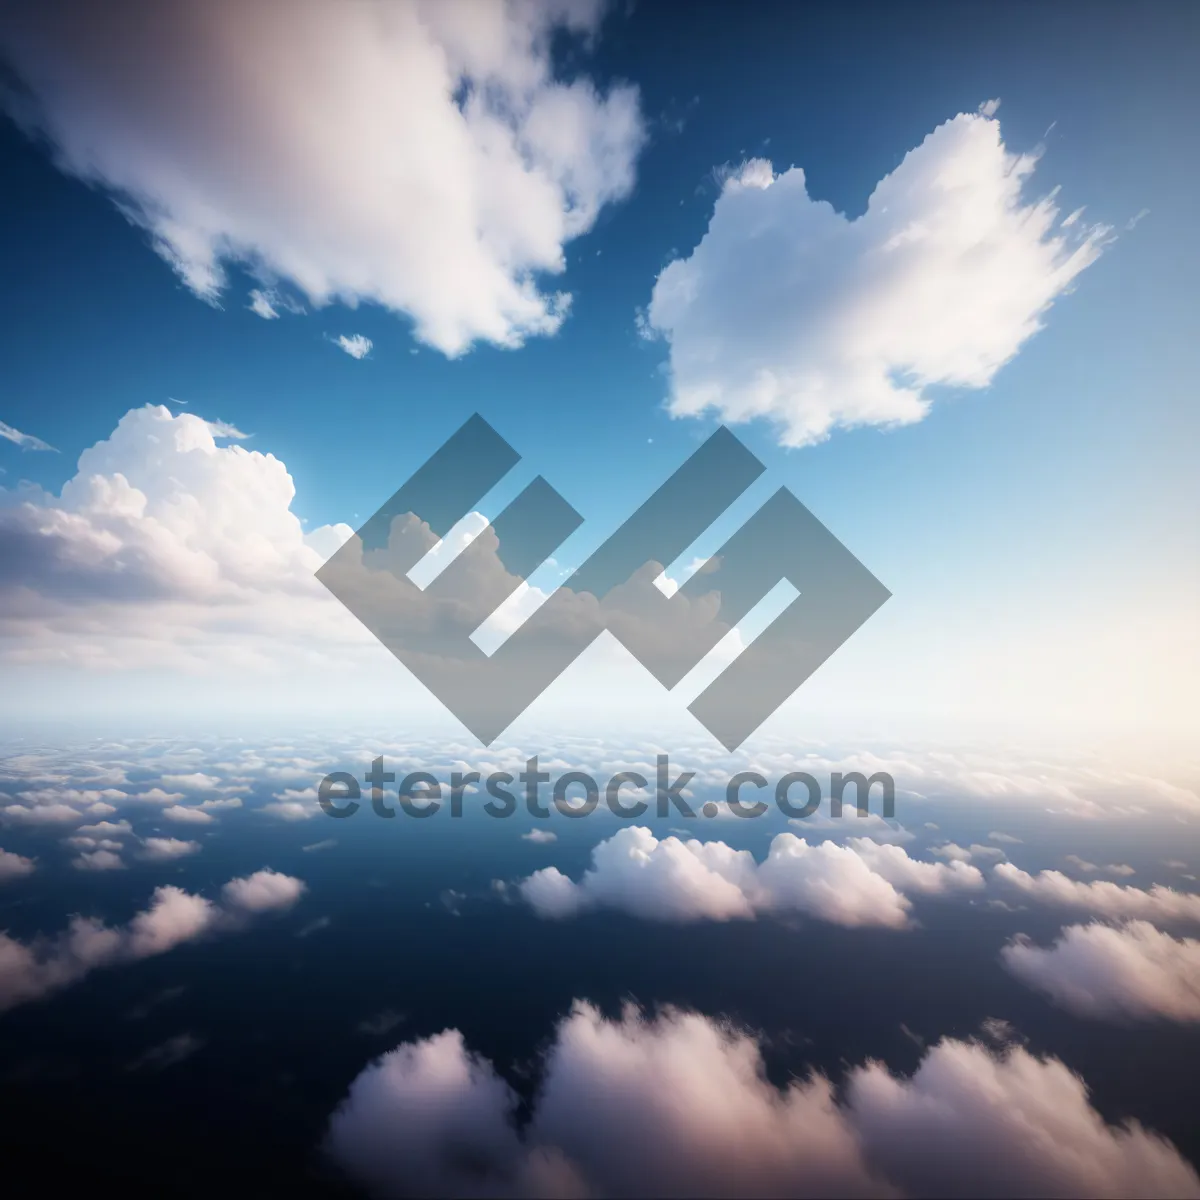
[204,419,249,439]
[0,419,57,452]
[333,333,372,360]
[248,289,280,319]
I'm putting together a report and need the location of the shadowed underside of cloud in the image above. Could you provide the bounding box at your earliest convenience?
[645,105,1109,447]
[518,827,983,928]
[0,0,644,356]
[325,1000,1200,1199]
[0,846,36,881]
[0,867,305,1012]
[1003,921,1200,1023]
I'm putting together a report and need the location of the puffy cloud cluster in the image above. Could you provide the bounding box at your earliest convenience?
[71,847,124,871]
[325,1000,1200,1198]
[994,863,1200,924]
[0,0,644,355]
[220,867,307,913]
[645,107,1108,447]
[0,867,305,1012]
[0,403,361,670]
[518,827,983,928]
[1003,921,1200,1023]
[138,837,201,862]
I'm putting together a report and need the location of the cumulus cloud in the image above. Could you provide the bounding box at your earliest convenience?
[64,835,123,852]
[1064,855,1136,878]
[0,846,35,881]
[931,841,1003,863]
[644,108,1108,447]
[71,847,125,871]
[0,868,304,1012]
[161,806,214,825]
[1,802,87,826]
[221,867,307,913]
[0,0,644,356]
[261,797,318,821]
[1003,921,1200,1022]
[74,818,132,838]
[0,402,368,672]
[0,419,57,452]
[199,796,243,811]
[325,1000,1200,1199]
[518,827,982,929]
[138,837,200,862]
[994,863,1200,925]
[333,334,372,360]
[160,772,222,792]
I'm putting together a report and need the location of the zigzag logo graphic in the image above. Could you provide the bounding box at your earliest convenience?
[317,415,889,750]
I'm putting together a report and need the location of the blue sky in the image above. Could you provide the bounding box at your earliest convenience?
[0,0,1196,749]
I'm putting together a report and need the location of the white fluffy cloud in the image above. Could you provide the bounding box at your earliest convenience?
[0,867,305,1012]
[0,0,644,355]
[221,867,307,913]
[518,827,982,929]
[645,108,1108,447]
[1003,921,1200,1022]
[162,806,215,826]
[0,403,363,672]
[71,847,125,871]
[138,836,201,862]
[994,863,1200,924]
[325,1000,1200,1199]
[1,802,90,826]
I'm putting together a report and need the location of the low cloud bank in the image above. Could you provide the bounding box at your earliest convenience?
[0,867,304,1011]
[326,1000,1200,1198]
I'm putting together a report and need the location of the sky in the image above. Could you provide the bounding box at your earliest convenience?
[1,4,1200,1199]
[0,0,1197,755]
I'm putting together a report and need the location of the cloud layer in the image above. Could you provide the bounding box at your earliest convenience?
[0,0,644,355]
[326,1000,1200,1198]
[645,107,1107,446]
[518,827,983,928]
